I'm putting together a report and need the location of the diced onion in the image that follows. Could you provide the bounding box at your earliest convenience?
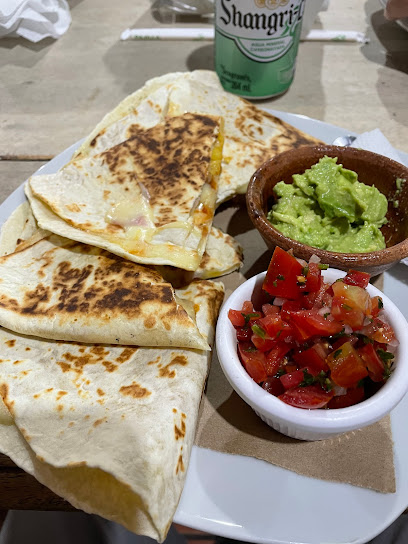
[309,254,321,264]
[343,324,353,335]
[273,297,286,306]
[333,385,348,396]
[296,257,307,267]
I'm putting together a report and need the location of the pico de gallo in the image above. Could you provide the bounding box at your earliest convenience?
[228,246,398,409]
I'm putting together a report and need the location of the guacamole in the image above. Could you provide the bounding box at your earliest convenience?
[267,156,388,253]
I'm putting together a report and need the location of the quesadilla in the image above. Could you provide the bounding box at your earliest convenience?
[28,112,224,271]
[70,70,321,205]
[0,278,224,542]
[0,202,242,284]
[0,231,214,349]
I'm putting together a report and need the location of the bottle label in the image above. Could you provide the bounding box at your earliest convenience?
[215,0,305,98]
[216,0,305,63]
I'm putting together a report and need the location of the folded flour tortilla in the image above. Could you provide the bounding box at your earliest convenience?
[70,70,321,204]
[0,201,242,280]
[0,230,214,349]
[28,112,224,271]
[0,278,224,542]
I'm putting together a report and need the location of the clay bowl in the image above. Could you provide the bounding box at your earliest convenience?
[246,145,408,277]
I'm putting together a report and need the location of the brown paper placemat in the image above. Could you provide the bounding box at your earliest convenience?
[196,203,395,494]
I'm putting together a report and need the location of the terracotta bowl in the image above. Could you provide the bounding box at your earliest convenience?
[246,145,408,276]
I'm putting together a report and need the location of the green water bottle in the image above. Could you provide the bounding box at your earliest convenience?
[214,0,306,99]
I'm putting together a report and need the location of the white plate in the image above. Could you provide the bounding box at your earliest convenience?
[2,111,408,544]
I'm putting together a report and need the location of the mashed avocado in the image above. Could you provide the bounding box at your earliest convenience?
[267,156,388,253]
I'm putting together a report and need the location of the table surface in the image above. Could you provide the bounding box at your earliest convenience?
[0,0,407,533]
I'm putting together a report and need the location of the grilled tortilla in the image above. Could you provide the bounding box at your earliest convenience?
[28,113,224,271]
[0,279,224,542]
[0,233,212,349]
[2,201,242,282]
[71,70,321,204]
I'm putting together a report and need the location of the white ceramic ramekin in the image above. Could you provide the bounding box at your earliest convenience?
[216,269,408,441]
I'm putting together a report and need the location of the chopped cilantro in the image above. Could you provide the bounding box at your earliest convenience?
[277,274,285,281]
[273,280,277,287]
[318,263,329,270]
[362,335,374,344]
[241,312,260,327]
[302,266,309,276]
[342,304,353,311]
[377,349,394,362]
[244,346,257,353]
[274,369,286,378]
[383,366,393,380]
[251,324,266,338]
[324,312,330,319]
[299,369,316,387]
[333,349,342,359]
[378,298,383,309]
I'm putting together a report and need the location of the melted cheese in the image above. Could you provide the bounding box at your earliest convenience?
[102,117,225,271]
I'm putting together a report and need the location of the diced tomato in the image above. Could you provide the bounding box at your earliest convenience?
[241,300,255,314]
[343,270,371,289]
[303,280,331,309]
[238,343,267,383]
[262,304,279,316]
[305,262,322,294]
[331,334,358,351]
[228,309,246,328]
[360,318,397,345]
[369,296,383,318]
[262,377,285,397]
[235,327,252,342]
[357,343,385,382]
[293,344,329,372]
[280,369,305,390]
[259,314,294,342]
[281,299,303,321]
[327,386,365,409]
[326,341,368,388]
[265,343,292,376]
[251,334,276,352]
[278,384,334,409]
[331,296,365,330]
[280,367,317,390]
[263,246,303,300]
[332,281,371,315]
[288,310,344,341]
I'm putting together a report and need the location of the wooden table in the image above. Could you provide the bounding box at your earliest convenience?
[0,0,408,533]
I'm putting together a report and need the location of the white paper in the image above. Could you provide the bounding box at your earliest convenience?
[0,0,71,42]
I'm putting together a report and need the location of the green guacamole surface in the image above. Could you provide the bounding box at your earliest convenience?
[267,156,388,253]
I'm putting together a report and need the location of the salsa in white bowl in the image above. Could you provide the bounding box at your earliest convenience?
[216,248,408,440]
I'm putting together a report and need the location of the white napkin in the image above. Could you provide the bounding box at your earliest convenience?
[352,129,408,266]
[0,0,71,42]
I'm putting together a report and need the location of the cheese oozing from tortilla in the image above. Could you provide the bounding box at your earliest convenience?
[28,114,225,271]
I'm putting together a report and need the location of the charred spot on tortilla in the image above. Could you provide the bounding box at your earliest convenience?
[5,339,15,347]
[119,382,152,399]
[176,454,185,474]
[115,348,137,364]
[103,361,118,372]
[93,417,107,427]
[158,355,188,379]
